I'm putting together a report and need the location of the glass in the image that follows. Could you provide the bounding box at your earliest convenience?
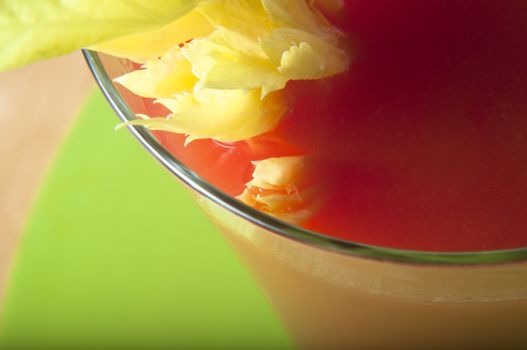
[84,50,527,348]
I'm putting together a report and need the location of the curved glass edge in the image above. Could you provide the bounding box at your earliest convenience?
[83,49,527,266]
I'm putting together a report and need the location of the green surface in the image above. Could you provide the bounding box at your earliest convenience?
[0,90,292,349]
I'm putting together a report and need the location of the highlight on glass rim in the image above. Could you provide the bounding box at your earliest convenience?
[1,0,527,348]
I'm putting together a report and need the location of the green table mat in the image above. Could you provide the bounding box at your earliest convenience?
[0,90,292,349]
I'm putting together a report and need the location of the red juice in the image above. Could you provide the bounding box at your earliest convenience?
[302,0,527,251]
[151,0,527,252]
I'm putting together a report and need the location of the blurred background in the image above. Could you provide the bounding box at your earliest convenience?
[0,52,92,310]
[0,52,290,349]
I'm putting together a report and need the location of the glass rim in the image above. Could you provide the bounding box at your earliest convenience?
[83,49,527,265]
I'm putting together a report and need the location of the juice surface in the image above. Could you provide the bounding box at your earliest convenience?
[155,0,527,252]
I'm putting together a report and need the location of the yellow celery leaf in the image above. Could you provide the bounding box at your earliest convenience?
[280,42,323,79]
[154,94,197,114]
[114,47,197,99]
[114,0,349,145]
[127,89,287,143]
[0,0,198,71]
[237,156,312,225]
[255,192,302,212]
[182,27,268,74]
[183,27,269,78]
[236,189,258,208]
[183,27,287,97]
[263,27,350,80]
[184,4,350,96]
[202,59,287,99]
[183,28,287,98]
[261,0,341,44]
[248,157,305,190]
[197,0,274,39]
[91,11,214,63]
[260,0,350,79]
